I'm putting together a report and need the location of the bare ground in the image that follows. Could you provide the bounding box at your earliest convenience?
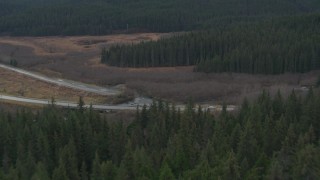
[0,33,319,104]
[0,68,108,104]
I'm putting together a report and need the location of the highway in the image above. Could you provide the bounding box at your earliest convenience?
[0,64,120,95]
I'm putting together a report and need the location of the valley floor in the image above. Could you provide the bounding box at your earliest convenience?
[0,33,318,105]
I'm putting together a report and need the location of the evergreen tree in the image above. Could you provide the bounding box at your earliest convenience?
[31,162,50,180]
[159,162,175,180]
[91,152,101,180]
[52,158,69,180]
[223,151,241,180]
[102,14,320,75]
[80,161,88,180]
[0,91,319,178]
[100,161,116,180]
[78,96,85,113]
[292,145,320,179]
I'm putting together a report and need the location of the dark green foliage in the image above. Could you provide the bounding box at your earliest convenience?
[9,59,18,67]
[102,14,320,74]
[1,0,320,36]
[159,162,175,180]
[31,162,50,180]
[317,76,320,87]
[78,96,85,113]
[0,90,320,179]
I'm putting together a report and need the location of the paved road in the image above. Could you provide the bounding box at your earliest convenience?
[0,94,239,112]
[0,64,120,95]
[0,94,137,111]
[0,64,237,112]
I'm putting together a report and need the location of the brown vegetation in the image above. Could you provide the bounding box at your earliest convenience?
[0,33,318,104]
[0,68,108,104]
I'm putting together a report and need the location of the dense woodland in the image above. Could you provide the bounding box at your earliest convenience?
[1,1,320,179]
[102,14,320,74]
[1,0,320,36]
[0,90,319,179]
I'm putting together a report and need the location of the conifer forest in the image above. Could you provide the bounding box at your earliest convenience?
[1,0,320,179]
[0,91,320,179]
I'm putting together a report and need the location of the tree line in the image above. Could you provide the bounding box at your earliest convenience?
[102,14,320,74]
[0,89,320,179]
[1,0,320,36]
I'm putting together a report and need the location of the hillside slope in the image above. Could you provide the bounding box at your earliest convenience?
[1,0,320,36]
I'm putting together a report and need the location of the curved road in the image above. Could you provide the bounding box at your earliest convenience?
[0,63,153,111]
[0,64,120,95]
[0,64,237,112]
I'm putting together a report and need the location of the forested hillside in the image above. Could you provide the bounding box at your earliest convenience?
[1,0,320,36]
[0,90,319,179]
[102,14,320,74]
